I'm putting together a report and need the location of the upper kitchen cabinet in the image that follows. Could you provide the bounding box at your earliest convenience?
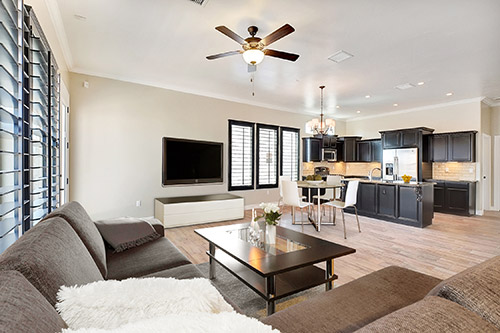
[339,137,361,162]
[380,127,434,149]
[356,139,382,162]
[431,131,476,162]
[321,135,338,149]
[302,137,322,162]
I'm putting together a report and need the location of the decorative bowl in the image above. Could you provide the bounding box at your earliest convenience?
[306,180,324,185]
[401,175,412,183]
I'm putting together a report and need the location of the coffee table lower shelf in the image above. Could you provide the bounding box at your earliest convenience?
[208,249,338,302]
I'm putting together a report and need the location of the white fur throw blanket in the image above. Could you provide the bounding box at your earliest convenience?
[62,312,279,333]
[56,277,234,330]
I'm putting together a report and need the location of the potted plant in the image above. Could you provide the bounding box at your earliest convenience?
[254,202,282,244]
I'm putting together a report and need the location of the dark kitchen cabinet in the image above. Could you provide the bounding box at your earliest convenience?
[432,135,449,162]
[398,186,420,225]
[377,185,396,218]
[357,141,372,162]
[382,131,401,149]
[357,183,377,214]
[371,139,382,162]
[431,131,476,162]
[380,127,432,149]
[342,137,360,162]
[321,135,338,148]
[449,132,476,162]
[432,180,476,216]
[302,137,322,162]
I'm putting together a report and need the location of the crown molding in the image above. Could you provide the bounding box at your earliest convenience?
[44,0,74,69]
[482,97,500,107]
[346,97,484,122]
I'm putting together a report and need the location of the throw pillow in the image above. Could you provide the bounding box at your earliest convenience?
[56,277,234,329]
[62,312,280,333]
[95,217,161,252]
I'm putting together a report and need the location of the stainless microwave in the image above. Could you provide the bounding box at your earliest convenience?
[322,149,337,162]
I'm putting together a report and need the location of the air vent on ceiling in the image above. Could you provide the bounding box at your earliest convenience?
[395,83,415,90]
[328,50,354,63]
[188,0,209,5]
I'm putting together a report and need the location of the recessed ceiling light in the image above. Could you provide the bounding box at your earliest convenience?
[328,50,354,63]
[395,83,415,90]
[356,110,361,114]
[393,103,398,107]
[365,95,371,98]
[446,92,453,96]
[336,105,340,109]
[417,82,425,86]
[74,14,87,21]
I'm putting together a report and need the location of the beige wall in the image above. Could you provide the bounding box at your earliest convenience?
[25,0,70,86]
[345,100,482,139]
[69,73,348,219]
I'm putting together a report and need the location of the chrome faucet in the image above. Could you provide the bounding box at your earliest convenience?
[369,167,381,181]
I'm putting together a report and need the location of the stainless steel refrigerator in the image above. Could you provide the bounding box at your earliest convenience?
[382,148,418,181]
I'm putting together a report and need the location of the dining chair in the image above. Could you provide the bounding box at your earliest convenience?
[323,180,360,239]
[282,180,314,230]
[279,176,307,209]
[313,175,342,203]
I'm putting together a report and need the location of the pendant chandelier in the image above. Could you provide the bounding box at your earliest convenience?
[306,85,335,136]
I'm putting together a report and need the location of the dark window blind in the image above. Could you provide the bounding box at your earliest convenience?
[280,127,300,181]
[257,124,278,188]
[228,120,254,191]
[0,0,23,252]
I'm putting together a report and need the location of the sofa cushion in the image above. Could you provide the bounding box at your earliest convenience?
[144,264,205,279]
[0,217,103,306]
[428,255,500,330]
[106,237,191,280]
[261,266,441,333]
[355,296,499,333]
[44,201,108,278]
[0,270,68,332]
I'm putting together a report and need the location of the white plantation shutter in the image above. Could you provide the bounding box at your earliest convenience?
[229,120,254,190]
[280,128,300,181]
[257,124,278,188]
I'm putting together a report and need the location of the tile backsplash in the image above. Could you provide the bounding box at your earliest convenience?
[302,161,381,178]
[432,162,477,181]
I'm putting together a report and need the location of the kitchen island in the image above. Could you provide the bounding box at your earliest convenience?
[343,179,434,228]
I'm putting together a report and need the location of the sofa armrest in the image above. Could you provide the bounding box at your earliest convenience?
[150,219,164,236]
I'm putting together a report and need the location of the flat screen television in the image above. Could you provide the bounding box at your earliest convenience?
[162,137,223,185]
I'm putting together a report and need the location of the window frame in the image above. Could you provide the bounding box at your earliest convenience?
[280,126,301,181]
[256,123,279,189]
[228,119,255,191]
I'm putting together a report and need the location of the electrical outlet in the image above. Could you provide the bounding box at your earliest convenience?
[136,200,141,207]
[266,190,269,195]
[469,168,473,173]
[445,167,449,173]
[83,81,89,88]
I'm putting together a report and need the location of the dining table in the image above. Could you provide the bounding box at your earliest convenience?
[296,181,345,232]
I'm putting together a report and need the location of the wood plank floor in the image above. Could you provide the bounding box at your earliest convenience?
[165,208,500,286]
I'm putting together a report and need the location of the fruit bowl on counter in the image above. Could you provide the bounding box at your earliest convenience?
[401,175,412,183]
[306,180,324,185]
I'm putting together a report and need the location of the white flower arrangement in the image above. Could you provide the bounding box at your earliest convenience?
[254,202,282,226]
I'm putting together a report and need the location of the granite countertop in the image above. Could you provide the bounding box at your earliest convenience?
[424,179,478,183]
[346,178,435,187]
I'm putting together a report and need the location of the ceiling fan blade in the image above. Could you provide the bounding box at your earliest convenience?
[248,64,257,73]
[215,26,246,45]
[264,49,300,62]
[206,50,242,60]
[261,24,295,46]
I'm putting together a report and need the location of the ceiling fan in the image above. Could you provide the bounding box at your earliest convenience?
[206,24,300,72]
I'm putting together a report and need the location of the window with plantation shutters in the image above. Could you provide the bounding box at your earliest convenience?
[280,127,300,181]
[256,124,278,188]
[228,120,254,191]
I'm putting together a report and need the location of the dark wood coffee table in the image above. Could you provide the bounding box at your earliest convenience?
[195,223,355,315]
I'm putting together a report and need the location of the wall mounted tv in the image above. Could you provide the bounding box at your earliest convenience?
[162,137,223,186]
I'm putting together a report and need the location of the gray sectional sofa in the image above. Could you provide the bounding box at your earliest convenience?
[0,201,499,332]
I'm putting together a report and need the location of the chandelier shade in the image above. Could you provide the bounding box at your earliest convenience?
[306,86,335,135]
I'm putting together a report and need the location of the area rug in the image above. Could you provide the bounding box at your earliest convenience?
[196,262,324,319]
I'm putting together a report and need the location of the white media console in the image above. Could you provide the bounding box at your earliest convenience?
[154,193,244,228]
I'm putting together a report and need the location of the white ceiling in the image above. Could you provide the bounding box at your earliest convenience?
[53,0,500,119]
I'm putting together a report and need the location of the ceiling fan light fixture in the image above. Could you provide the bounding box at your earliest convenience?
[242,49,265,65]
